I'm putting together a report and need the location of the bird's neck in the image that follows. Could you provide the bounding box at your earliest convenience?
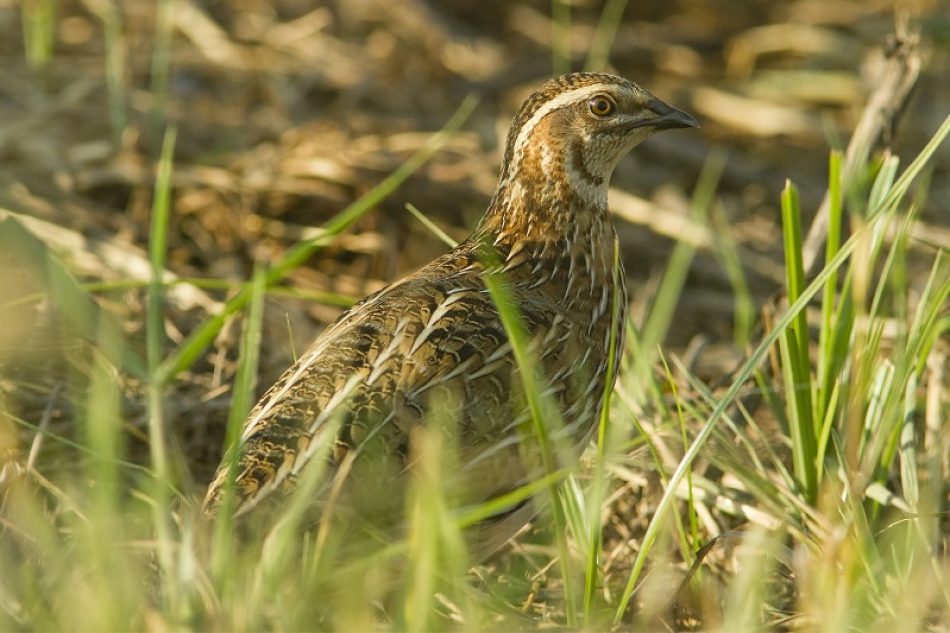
[477,163,613,259]
[470,169,622,318]
[477,120,616,246]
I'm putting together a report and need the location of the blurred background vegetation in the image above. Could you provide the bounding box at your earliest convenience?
[0,0,948,630]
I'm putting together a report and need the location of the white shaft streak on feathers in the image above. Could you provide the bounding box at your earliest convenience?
[302,373,363,458]
[366,318,409,386]
[235,374,363,517]
[409,292,469,356]
[239,277,412,443]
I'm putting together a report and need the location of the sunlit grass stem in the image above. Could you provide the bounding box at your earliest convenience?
[146,125,177,611]
[148,0,173,138]
[21,0,55,72]
[483,267,580,625]
[210,264,267,585]
[582,239,623,623]
[585,0,630,71]
[780,180,817,503]
[551,0,571,75]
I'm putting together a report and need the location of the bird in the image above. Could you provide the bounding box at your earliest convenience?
[203,72,698,556]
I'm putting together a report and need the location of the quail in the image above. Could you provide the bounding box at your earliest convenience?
[204,72,698,555]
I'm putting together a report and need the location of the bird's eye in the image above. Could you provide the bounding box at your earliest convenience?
[588,96,615,117]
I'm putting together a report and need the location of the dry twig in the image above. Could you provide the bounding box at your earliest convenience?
[801,20,922,277]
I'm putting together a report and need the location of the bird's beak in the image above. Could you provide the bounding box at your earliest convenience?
[642,97,699,130]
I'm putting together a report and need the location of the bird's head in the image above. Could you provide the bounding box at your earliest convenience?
[497,73,698,209]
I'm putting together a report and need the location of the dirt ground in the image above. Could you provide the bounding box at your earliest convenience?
[0,1,947,622]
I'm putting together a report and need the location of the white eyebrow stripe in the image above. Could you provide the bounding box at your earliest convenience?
[506,83,617,180]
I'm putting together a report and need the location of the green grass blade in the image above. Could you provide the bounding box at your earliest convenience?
[148,0,173,137]
[210,264,267,584]
[582,239,623,622]
[2,409,171,485]
[552,0,571,75]
[0,218,146,377]
[146,125,177,612]
[483,260,578,626]
[147,126,176,374]
[638,151,725,359]
[88,0,128,141]
[874,114,950,214]
[780,180,817,502]
[85,332,124,514]
[585,0,631,71]
[21,0,55,71]
[909,254,950,376]
[867,152,900,214]
[456,469,570,529]
[818,149,843,421]
[710,201,755,349]
[405,202,458,248]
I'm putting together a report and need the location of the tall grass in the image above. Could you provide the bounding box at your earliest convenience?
[145,124,178,615]
[608,116,950,627]
[585,0,631,71]
[92,0,129,142]
[483,257,583,626]
[21,0,55,72]
[551,0,572,75]
[148,0,174,141]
